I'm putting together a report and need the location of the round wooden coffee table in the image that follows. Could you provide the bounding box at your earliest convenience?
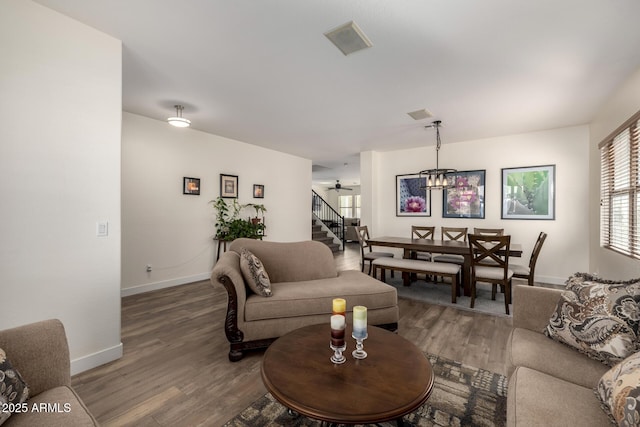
[261,323,434,425]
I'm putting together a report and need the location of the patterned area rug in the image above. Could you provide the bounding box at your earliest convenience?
[224,353,508,427]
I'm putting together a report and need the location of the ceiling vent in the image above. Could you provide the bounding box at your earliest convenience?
[407,109,433,121]
[324,21,372,56]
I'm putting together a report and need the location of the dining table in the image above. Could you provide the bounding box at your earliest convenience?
[366,236,523,296]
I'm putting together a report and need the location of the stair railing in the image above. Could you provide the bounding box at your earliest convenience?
[312,190,345,250]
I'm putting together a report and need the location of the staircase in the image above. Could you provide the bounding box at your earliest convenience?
[312,219,341,252]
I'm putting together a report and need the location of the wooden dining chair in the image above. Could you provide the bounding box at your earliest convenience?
[510,232,547,286]
[473,227,504,236]
[410,226,435,261]
[468,234,514,315]
[433,227,468,265]
[355,225,394,275]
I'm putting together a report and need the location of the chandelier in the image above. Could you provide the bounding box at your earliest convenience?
[419,120,457,190]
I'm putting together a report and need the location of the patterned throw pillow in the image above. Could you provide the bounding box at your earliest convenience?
[0,348,29,426]
[239,248,272,297]
[597,351,640,426]
[545,273,640,366]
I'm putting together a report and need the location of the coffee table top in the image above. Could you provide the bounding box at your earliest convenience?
[261,324,434,425]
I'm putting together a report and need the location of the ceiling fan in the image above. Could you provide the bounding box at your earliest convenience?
[328,180,352,192]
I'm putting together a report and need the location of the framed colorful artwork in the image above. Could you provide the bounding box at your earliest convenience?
[442,170,486,218]
[253,184,264,198]
[183,177,200,195]
[501,164,555,220]
[396,174,431,217]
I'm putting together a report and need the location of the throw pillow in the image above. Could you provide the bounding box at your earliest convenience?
[597,351,640,426]
[0,348,30,426]
[545,272,640,366]
[239,248,272,297]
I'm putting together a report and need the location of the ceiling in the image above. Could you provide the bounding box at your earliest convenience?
[35,0,640,187]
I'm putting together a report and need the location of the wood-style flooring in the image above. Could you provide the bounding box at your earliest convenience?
[71,242,513,426]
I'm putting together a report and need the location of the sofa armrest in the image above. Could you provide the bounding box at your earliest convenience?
[0,319,71,397]
[211,251,248,355]
[513,285,563,332]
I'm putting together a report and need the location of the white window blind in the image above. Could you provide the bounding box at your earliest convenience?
[600,112,640,258]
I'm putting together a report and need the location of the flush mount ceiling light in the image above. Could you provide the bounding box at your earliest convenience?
[419,121,457,190]
[407,109,433,121]
[324,21,372,56]
[167,105,191,128]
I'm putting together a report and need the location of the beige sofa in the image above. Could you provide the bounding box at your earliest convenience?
[0,319,98,426]
[211,238,399,361]
[506,285,611,426]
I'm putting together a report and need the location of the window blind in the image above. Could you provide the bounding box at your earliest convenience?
[600,111,640,258]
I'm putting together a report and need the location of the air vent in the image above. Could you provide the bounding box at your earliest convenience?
[407,109,433,120]
[324,21,372,56]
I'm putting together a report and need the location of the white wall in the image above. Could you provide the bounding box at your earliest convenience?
[361,125,590,285]
[121,113,311,295]
[589,68,640,279]
[0,0,122,374]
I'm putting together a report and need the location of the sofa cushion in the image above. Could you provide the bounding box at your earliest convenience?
[507,366,612,427]
[4,385,99,427]
[507,328,608,389]
[0,348,29,426]
[597,351,640,426]
[545,272,640,366]
[239,249,272,297]
[244,270,397,321]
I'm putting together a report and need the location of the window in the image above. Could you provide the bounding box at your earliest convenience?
[600,111,640,258]
[339,194,361,218]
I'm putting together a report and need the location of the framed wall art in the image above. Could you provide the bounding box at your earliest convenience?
[183,177,200,195]
[442,170,485,218]
[396,173,431,217]
[220,174,239,198]
[501,164,555,220]
[253,184,264,198]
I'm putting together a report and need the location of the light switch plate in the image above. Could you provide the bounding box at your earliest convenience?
[96,221,109,237]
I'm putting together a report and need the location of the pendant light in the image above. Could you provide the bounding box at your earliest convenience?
[167,105,191,128]
[419,120,457,190]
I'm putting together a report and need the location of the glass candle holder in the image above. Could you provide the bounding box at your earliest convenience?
[330,314,346,364]
[351,332,368,359]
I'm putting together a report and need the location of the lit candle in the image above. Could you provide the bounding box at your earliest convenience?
[330,314,346,347]
[352,305,367,339]
[332,298,346,317]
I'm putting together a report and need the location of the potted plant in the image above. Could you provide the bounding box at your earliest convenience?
[246,203,267,224]
[211,197,266,240]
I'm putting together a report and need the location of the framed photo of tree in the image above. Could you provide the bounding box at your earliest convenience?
[501,165,555,220]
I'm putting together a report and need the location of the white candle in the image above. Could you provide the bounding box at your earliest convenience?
[353,305,367,339]
[331,314,345,330]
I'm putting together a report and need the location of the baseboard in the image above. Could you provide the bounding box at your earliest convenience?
[71,342,123,376]
[535,275,566,286]
[121,273,211,297]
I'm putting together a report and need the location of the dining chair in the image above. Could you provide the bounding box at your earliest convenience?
[510,232,547,286]
[355,225,394,275]
[410,225,435,261]
[468,234,514,315]
[473,227,504,236]
[433,227,468,265]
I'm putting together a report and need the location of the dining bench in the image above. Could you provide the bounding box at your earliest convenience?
[371,257,462,303]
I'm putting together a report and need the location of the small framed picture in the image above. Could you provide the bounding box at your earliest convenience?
[501,164,555,220]
[183,177,200,195]
[220,174,239,198]
[253,184,264,198]
[396,173,431,217]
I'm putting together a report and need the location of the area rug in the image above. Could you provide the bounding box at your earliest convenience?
[385,277,512,318]
[224,353,508,427]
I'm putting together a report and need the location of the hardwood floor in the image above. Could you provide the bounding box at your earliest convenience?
[71,242,513,426]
